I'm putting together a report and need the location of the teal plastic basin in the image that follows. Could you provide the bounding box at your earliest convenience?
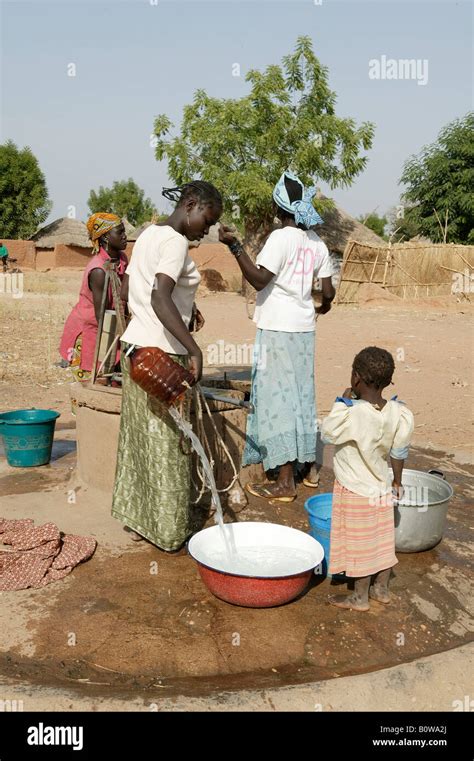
[0,408,60,467]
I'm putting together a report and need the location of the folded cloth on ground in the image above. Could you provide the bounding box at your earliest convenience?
[0,518,97,591]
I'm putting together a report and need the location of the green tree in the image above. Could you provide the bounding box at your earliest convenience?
[357,212,388,239]
[399,113,474,244]
[0,140,51,239]
[386,205,421,242]
[88,178,156,227]
[153,36,374,263]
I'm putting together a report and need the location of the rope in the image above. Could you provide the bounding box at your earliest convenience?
[107,264,126,335]
[180,384,241,505]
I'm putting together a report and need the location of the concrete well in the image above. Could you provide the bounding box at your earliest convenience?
[70,367,264,497]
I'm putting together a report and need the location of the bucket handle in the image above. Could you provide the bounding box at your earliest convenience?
[428,469,446,480]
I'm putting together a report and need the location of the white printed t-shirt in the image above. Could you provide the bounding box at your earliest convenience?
[253,227,333,332]
[121,225,201,354]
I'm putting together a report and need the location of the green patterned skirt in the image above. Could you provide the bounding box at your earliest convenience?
[111,344,192,551]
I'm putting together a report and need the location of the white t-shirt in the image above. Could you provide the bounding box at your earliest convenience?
[253,227,333,332]
[321,398,415,498]
[121,225,201,354]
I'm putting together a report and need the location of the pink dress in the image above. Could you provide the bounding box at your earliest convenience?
[59,248,128,371]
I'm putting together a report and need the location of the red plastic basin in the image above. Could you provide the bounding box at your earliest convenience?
[188,522,324,608]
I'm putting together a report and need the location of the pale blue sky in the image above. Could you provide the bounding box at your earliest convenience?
[1,0,472,225]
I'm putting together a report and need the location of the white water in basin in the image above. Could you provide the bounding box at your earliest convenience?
[202,545,317,577]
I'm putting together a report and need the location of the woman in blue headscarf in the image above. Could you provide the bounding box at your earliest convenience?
[219,170,335,502]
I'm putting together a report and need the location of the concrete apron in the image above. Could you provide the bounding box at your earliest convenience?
[0,417,473,709]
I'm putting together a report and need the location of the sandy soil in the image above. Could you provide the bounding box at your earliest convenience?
[0,270,472,459]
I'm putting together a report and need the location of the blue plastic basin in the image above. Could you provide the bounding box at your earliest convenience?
[304,492,334,577]
[0,408,60,467]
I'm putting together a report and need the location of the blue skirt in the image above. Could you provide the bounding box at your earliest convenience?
[242,329,317,471]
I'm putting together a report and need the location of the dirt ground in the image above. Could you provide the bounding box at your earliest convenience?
[0,270,473,707]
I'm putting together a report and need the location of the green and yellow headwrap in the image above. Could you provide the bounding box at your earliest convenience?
[86,213,122,253]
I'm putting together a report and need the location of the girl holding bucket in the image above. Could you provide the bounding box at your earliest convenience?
[219,170,335,503]
[321,347,414,611]
[112,181,223,552]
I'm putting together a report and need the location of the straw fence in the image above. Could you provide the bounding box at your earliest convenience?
[336,240,474,304]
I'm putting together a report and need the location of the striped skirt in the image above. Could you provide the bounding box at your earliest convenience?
[329,480,398,578]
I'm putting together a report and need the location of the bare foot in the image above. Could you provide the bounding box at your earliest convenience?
[369,586,391,604]
[303,463,320,488]
[245,482,296,503]
[328,594,370,612]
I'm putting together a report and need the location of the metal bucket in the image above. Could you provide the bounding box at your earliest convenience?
[391,468,453,553]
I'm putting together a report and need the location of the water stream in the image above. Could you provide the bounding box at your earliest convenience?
[168,406,237,557]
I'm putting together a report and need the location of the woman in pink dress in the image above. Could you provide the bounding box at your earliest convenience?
[59,213,128,381]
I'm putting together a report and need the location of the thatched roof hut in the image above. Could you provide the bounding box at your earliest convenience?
[316,199,385,255]
[31,217,91,249]
[122,217,137,240]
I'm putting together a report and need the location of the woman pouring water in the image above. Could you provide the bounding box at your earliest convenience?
[219,170,335,503]
[112,181,223,552]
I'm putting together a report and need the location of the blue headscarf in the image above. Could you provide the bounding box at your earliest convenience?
[272,170,323,229]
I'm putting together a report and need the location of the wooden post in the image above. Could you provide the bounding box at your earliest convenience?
[91,261,126,386]
[382,246,391,290]
[369,251,380,283]
[335,240,355,305]
[108,264,126,335]
[91,268,110,385]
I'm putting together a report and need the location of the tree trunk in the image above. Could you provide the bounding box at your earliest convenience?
[242,222,273,300]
